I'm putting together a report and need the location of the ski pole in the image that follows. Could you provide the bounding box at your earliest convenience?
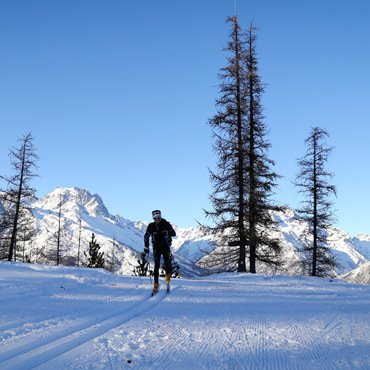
[148,249,152,285]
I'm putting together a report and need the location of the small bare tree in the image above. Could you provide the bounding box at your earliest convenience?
[105,235,123,273]
[76,212,83,267]
[44,193,72,265]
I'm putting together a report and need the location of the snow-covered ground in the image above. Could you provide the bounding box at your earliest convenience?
[0,262,369,369]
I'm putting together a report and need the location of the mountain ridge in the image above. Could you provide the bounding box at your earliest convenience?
[1,186,369,282]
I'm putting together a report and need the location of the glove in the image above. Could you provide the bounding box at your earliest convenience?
[162,230,169,236]
[144,246,149,254]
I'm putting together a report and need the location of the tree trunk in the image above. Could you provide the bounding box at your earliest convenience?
[235,19,247,273]
[248,34,257,274]
[56,202,62,266]
[312,136,318,276]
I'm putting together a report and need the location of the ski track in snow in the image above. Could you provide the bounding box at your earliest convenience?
[0,286,172,369]
[0,263,369,369]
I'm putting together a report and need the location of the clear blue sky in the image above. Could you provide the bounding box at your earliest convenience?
[1,0,369,236]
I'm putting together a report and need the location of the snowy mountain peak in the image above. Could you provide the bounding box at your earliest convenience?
[73,188,110,218]
[34,187,111,219]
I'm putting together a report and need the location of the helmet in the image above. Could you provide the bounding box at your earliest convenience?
[152,210,162,219]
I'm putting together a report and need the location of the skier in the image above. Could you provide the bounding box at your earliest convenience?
[144,210,176,292]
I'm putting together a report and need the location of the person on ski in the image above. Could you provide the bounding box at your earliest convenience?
[144,210,176,292]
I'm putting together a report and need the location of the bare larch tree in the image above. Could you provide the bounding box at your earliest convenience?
[294,126,337,277]
[205,16,281,273]
[0,132,38,261]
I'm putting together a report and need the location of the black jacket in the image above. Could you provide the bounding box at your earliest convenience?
[144,218,176,248]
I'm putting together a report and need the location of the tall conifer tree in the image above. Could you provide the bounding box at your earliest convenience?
[205,16,281,273]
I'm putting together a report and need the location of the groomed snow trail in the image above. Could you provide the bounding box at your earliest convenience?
[0,289,168,369]
[0,262,369,369]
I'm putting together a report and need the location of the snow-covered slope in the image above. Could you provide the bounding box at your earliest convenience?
[0,262,369,369]
[1,187,369,279]
[352,234,370,260]
[30,187,146,274]
[270,210,369,276]
[198,208,369,278]
[341,261,370,285]
[25,187,209,276]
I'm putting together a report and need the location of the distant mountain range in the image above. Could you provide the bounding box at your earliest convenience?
[2,187,369,284]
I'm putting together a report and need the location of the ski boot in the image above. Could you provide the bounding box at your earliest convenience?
[165,273,170,293]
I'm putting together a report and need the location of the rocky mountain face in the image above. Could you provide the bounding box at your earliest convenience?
[1,187,369,283]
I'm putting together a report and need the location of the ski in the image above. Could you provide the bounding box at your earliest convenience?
[150,283,170,296]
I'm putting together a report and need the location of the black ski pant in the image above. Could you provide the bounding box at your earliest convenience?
[153,243,171,283]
